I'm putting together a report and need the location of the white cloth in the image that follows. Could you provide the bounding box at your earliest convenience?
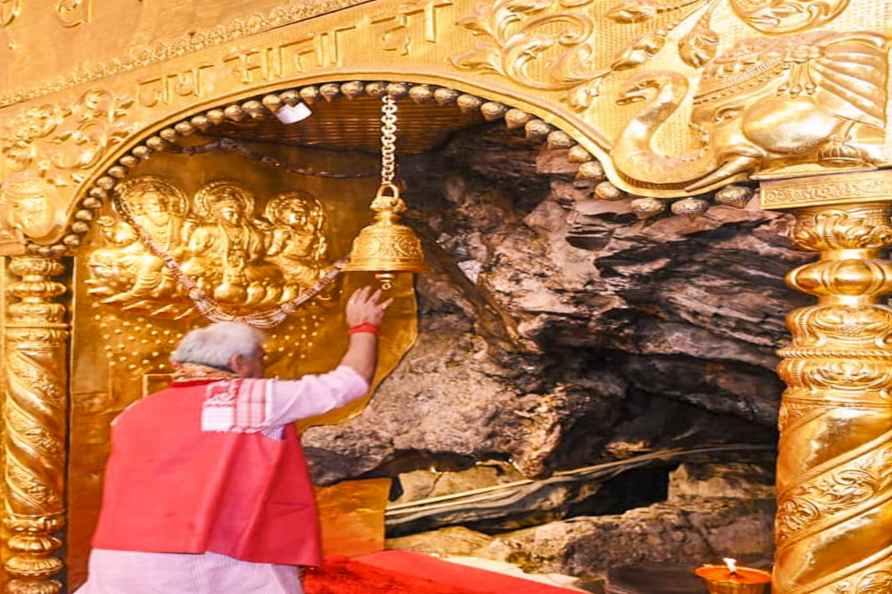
[75,366,369,594]
[81,550,304,594]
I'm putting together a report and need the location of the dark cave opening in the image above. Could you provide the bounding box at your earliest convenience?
[384,463,678,539]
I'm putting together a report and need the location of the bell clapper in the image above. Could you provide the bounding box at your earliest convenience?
[375,272,396,291]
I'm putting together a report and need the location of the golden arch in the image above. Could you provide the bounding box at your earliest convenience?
[67,73,597,239]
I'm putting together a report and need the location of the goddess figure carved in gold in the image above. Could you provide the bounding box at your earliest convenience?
[86,176,332,316]
[88,177,189,309]
[181,181,280,306]
[264,191,330,302]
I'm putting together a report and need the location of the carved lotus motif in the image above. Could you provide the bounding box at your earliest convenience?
[790,305,892,345]
[808,360,892,395]
[792,208,892,251]
[777,495,822,542]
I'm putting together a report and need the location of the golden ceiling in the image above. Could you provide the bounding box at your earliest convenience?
[206,95,484,155]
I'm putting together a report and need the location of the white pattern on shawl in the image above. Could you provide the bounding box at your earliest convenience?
[201,378,273,434]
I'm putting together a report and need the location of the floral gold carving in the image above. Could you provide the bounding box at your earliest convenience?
[0,88,134,250]
[782,359,892,399]
[0,89,135,210]
[451,0,889,194]
[451,0,732,111]
[87,177,334,318]
[0,0,886,214]
[451,0,604,110]
[855,572,892,594]
[774,182,892,594]
[789,206,892,251]
[3,255,68,594]
[777,460,885,545]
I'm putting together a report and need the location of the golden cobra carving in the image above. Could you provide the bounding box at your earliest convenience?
[3,256,67,594]
[776,203,892,594]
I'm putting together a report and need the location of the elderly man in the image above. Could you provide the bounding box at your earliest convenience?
[76,286,391,594]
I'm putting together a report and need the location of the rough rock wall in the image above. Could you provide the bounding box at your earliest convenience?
[304,124,811,488]
[475,462,776,578]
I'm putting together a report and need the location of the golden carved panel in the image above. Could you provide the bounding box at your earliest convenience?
[0,89,136,249]
[0,0,888,250]
[67,148,418,588]
[86,175,334,317]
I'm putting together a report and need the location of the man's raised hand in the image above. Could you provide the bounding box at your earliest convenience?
[346,286,393,327]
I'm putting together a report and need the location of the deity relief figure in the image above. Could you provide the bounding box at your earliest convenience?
[87,176,189,311]
[181,181,282,306]
[264,191,329,301]
[0,177,61,240]
[86,177,336,318]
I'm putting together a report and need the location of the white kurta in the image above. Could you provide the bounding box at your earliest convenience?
[75,366,369,594]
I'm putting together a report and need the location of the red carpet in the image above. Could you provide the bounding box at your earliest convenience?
[304,552,579,594]
[303,555,497,594]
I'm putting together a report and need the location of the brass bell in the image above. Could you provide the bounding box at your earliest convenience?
[345,182,427,289]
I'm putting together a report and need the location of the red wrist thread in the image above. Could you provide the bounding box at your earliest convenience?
[349,323,379,335]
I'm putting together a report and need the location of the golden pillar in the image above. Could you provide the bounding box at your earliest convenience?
[2,256,68,594]
[767,171,892,594]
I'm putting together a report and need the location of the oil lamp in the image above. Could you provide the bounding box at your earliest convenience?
[344,92,427,289]
[694,558,771,594]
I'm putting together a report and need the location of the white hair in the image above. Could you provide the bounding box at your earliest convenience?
[171,322,265,369]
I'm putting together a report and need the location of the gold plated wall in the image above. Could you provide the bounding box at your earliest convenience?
[773,172,892,594]
[67,147,418,588]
